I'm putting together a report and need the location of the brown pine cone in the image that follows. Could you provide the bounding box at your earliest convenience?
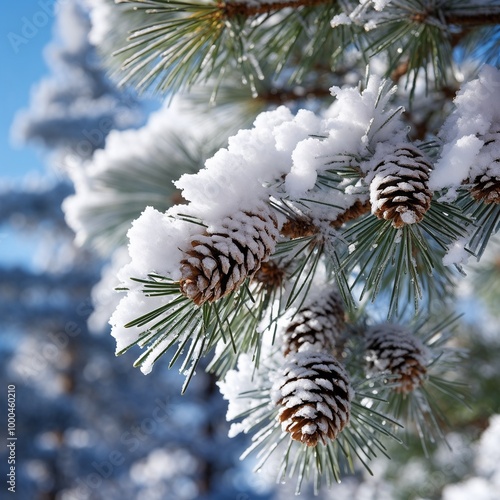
[365,323,429,394]
[330,199,371,228]
[469,129,500,204]
[179,204,279,305]
[252,260,286,291]
[281,216,318,239]
[470,175,500,204]
[370,144,433,228]
[283,290,346,356]
[275,351,353,447]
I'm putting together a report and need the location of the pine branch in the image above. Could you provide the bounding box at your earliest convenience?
[65,132,218,254]
[221,0,335,18]
[112,0,346,94]
[338,2,500,97]
[107,0,500,99]
[256,86,333,106]
[440,10,500,27]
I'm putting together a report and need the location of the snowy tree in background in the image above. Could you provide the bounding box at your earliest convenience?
[10,0,500,497]
[11,0,143,171]
[3,1,266,499]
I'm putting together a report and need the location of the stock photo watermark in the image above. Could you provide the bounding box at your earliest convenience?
[7,0,70,53]
[8,291,177,498]
[6,384,17,494]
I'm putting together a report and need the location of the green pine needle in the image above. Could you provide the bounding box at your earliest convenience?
[341,200,468,316]
[458,192,500,258]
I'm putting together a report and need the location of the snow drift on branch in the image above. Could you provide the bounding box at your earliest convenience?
[63,98,223,254]
[430,65,500,197]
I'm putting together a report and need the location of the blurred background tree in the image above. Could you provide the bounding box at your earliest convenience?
[1,1,268,498]
[2,0,500,498]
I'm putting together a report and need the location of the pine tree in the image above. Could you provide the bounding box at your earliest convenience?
[60,0,500,495]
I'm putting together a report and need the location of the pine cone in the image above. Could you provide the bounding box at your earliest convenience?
[364,324,428,394]
[469,129,500,204]
[370,144,433,228]
[330,199,371,228]
[179,204,279,305]
[252,260,286,291]
[281,215,318,239]
[275,351,353,446]
[283,290,346,357]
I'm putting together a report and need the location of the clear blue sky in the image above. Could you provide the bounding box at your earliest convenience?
[0,1,55,180]
[0,2,56,268]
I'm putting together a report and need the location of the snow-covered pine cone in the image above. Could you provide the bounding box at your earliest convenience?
[470,129,500,204]
[364,323,429,394]
[282,290,346,357]
[275,351,353,447]
[370,144,433,228]
[179,203,279,305]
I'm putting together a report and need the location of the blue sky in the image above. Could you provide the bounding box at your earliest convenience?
[0,1,55,180]
[0,2,56,268]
